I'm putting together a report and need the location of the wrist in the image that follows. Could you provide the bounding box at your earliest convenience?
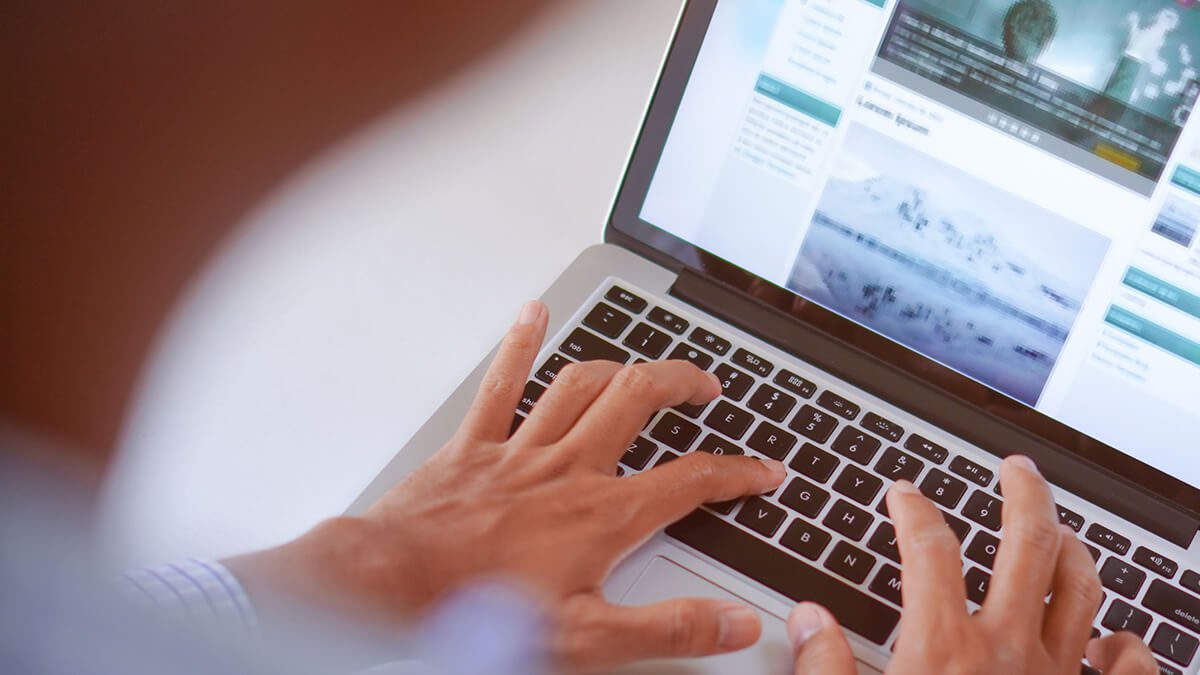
[223,516,430,628]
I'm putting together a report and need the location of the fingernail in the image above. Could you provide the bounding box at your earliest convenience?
[762,460,787,484]
[706,372,722,396]
[1010,455,1040,476]
[890,480,919,495]
[517,300,542,325]
[788,603,829,647]
[717,603,759,650]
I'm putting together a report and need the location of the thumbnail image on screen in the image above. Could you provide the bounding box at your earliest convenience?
[787,124,1111,406]
[875,0,1200,191]
[1152,192,1200,246]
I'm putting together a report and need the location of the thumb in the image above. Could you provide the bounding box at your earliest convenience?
[790,603,856,675]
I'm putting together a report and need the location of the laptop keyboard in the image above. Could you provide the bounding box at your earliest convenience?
[514,281,1200,673]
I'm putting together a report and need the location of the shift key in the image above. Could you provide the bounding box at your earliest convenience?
[559,328,630,364]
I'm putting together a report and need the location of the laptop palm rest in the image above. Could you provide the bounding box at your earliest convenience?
[612,557,881,675]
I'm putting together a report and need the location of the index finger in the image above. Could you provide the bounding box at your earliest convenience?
[458,301,548,441]
[887,480,968,632]
[621,453,786,543]
[986,456,1061,622]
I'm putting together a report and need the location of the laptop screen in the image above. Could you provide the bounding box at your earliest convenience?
[639,1,1200,487]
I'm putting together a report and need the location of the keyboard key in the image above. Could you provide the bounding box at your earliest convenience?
[904,434,949,464]
[509,413,524,437]
[560,327,630,363]
[824,500,874,541]
[943,511,971,543]
[747,384,797,423]
[962,491,1003,531]
[831,427,882,465]
[583,302,632,338]
[873,447,924,483]
[964,567,991,605]
[1156,660,1184,675]
[1151,623,1199,667]
[1086,523,1131,556]
[746,422,796,460]
[732,348,773,376]
[705,401,754,440]
[1102,599,1152,637]
[1182,570,1200,595]
[870,564,904,605]
[623,323,672,359]
[518,381,546,413]
[1143,580,1200,633]
[789,405,838,443]
[824,541,876,584]
[665,342,714,371]
[1085,544,1101,563]
[688,327,731,355]
[736,497,787,537]
[621,437,657,470]
[673,399,709,419]
[780,477,830,518]
[708,499,739,515]
[833,465,884,506]
[949,456,994,487]
[781,519,832,560]
[919,469,968,509]
[534,353,572,385]
[867,522,900,563]
[1057,505,1085,532]
[966,531,1000,569]
[696,433,743,457]
[861,412,904,443]
[605,285,647,313]
[650,412,701,452]
[774,369,817,398]
[817,390,861,419]
[666,510,900,645]
[790,443,840,483]
[647,307,688,334]
[654,451,681,468]
[1133,547,1179,580]
[713,363,753,401]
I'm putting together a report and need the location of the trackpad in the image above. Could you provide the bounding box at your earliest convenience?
[611,557,881,675]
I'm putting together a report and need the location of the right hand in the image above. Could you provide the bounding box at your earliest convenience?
[788,455,1157,674]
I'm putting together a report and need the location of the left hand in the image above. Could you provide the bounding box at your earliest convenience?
[227,300,787,672]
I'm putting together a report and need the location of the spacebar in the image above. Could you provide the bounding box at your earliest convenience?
[666,510,900,645]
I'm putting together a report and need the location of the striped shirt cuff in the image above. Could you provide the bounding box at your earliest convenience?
[120,558,258,634]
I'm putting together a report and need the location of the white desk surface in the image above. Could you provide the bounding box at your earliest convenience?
[98,1,682,567]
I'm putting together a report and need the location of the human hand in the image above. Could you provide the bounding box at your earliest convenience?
[227,300,787,671]
[787,456,1157,674]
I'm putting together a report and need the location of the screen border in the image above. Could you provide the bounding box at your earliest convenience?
[605,0,1200,516]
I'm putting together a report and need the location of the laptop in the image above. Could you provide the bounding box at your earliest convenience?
[351,1,1200,672]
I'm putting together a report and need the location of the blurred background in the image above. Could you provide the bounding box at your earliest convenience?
[98,1,682,567]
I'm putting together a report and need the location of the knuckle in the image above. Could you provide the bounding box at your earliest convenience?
[904,523,960,557]
[1059,565,1102,610]
[613,365,662,400]
[477,371,519,399]
[502,329,536,352]
[1008,516,1061,556]
[553,362,597,390]
[667,603,704,654]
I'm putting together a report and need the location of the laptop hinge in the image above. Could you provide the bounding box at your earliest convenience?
[670,267,1199,548]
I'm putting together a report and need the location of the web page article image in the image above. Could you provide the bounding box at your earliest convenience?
[787,124,1111,406]
[876,0,1200,189]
